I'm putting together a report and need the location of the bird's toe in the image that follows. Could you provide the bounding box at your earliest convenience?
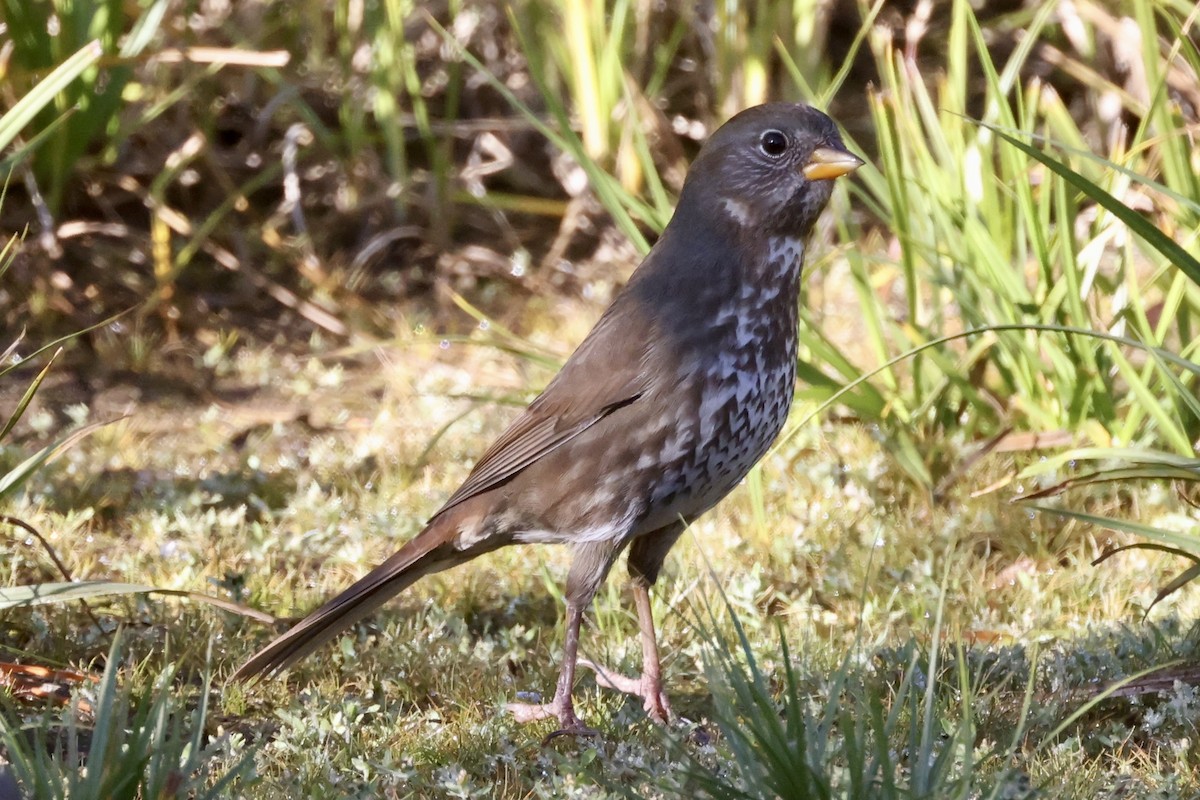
[579,659,672,724]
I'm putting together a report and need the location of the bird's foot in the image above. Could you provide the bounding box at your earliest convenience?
[507,698,598,741]
[578,658,672,723]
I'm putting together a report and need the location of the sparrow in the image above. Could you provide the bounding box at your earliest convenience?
[232,103,862,736]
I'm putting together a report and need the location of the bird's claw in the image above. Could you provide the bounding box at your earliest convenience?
[578,658,672,722]
[507,700,598,741]
[542,724,599,744]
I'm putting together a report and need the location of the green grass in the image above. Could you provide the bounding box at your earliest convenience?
[4,336,1200,796]
[0,633,253,799]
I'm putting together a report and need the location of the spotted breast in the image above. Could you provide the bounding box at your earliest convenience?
[638,234,805,530]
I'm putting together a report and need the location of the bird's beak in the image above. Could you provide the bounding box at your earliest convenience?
[802,147,865,181]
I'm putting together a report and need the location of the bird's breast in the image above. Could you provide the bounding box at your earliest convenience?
[639,238,804,527]
[515,235,807,542]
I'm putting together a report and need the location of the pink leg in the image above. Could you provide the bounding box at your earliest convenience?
[508,602,597,736]
[580,582,672,722]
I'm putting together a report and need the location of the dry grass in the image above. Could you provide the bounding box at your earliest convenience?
[4,309,1199,796]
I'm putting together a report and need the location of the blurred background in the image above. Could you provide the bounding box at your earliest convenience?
[3,0,1199,477]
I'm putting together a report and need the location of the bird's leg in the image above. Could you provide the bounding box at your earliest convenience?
[632,580,671,720]
[579,522,683,723]
[507,601,596,735]
[508,539,623,737]
[579,580,671,722]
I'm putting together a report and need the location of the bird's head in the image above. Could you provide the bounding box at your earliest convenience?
[678,103,862,239]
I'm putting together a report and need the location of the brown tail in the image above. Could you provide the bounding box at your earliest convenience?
[230,519,460,682]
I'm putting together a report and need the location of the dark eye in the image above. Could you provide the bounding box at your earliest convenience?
[759,130,789,157]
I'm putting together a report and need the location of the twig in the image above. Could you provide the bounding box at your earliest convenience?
[1,514,107,638]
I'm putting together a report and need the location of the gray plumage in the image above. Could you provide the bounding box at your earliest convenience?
[232,103,861,732]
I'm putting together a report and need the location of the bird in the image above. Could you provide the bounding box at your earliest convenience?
[231,102,863,735]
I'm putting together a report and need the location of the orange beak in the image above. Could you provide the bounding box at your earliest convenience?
[802,147,865,180]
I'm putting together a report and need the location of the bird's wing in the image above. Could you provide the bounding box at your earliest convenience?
[433,302,652,516]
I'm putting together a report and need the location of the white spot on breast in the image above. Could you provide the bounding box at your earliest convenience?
[631,231,808,531]
[766,236,804,278]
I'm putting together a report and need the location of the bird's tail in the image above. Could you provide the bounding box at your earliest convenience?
[230,517,462,682]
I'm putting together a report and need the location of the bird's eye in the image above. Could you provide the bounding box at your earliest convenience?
[759,130,789,157]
